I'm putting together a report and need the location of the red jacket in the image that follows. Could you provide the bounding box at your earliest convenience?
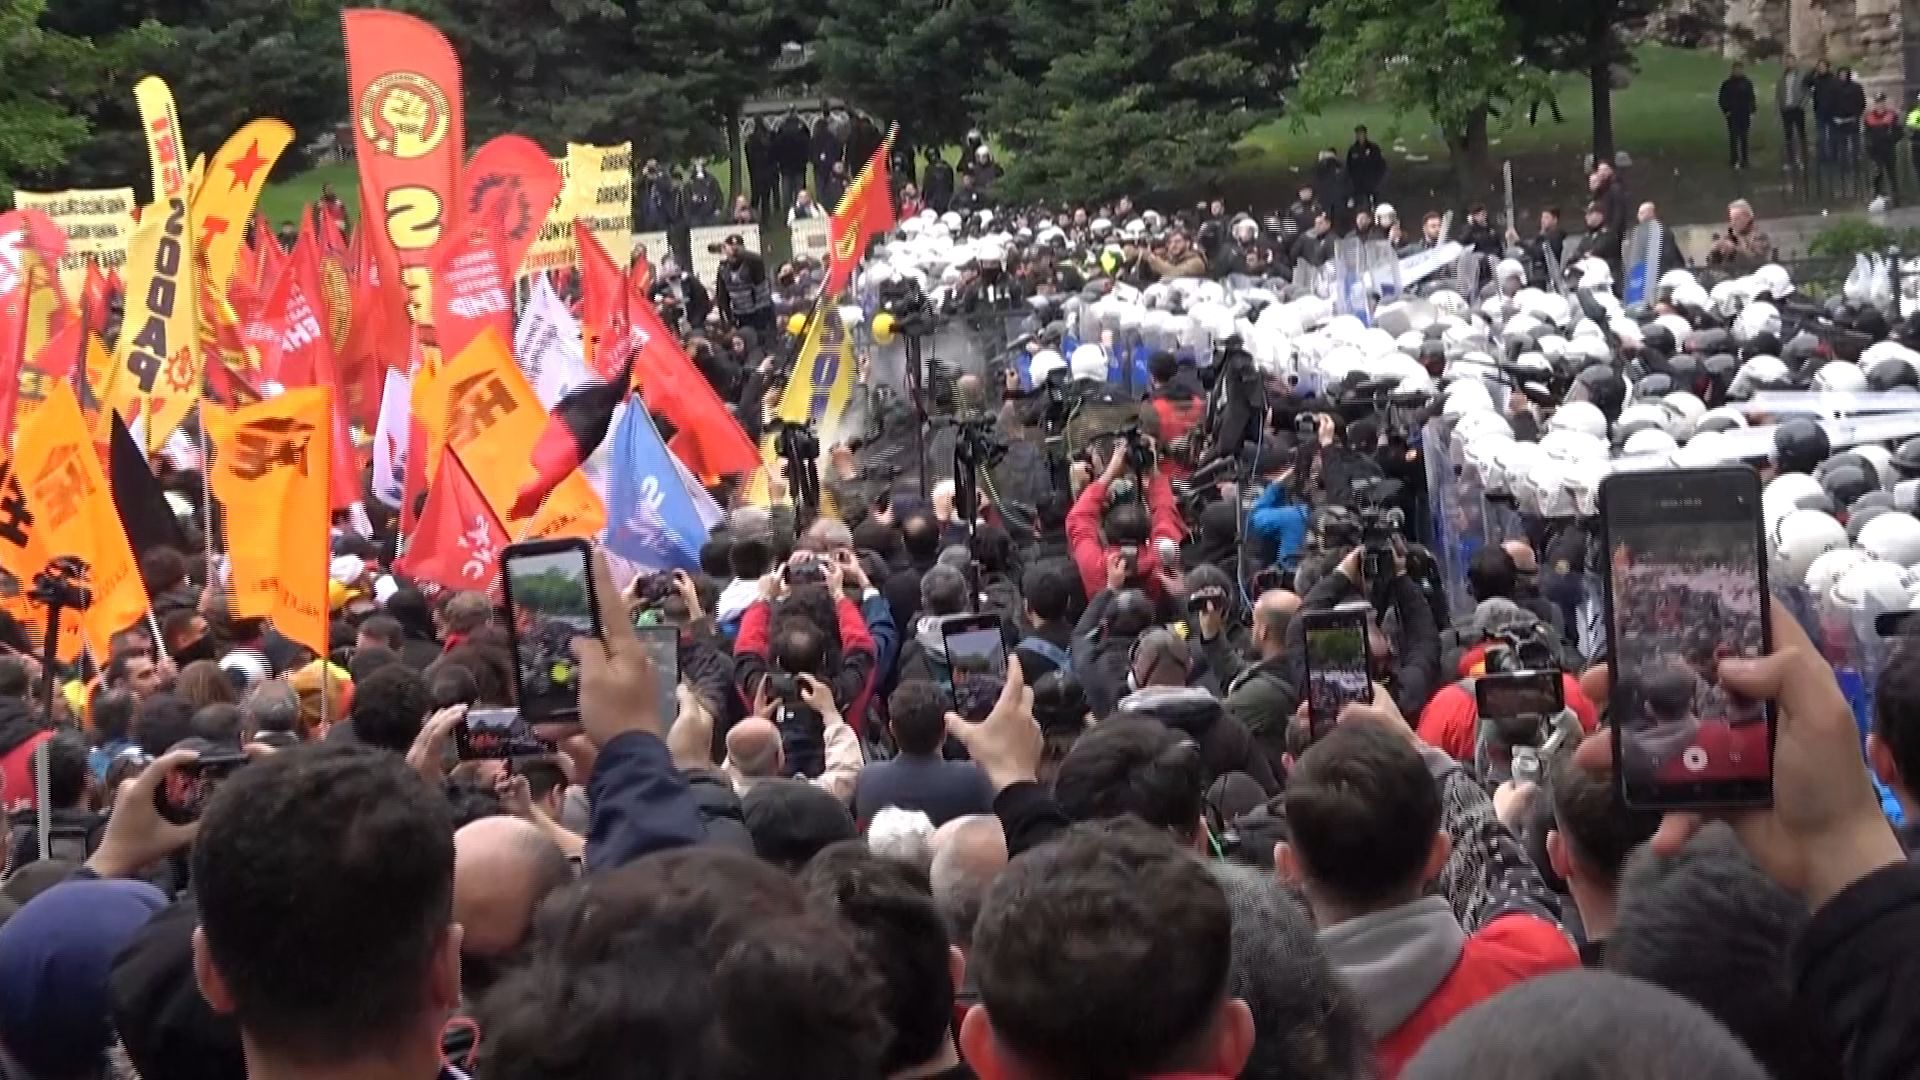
[0,729,52,815]
[1066,473,1185,603]
[733,595,877,737]
[1416,642,1597,763]
[1375,915,1577,1076]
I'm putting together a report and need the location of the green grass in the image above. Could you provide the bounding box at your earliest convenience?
[258,161,361,226]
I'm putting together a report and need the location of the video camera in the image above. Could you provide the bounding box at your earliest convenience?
[1095,424,1157,477]
[29,557,92,613]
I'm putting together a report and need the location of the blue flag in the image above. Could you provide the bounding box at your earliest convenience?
[603,395,711,573]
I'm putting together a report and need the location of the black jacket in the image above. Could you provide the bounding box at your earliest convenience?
[1347,139,1388,193]
[684,769,755,853]
[1289,230,1335,268]
[1114,687,1281,795]
[1284,568,1442,723]
[773,117,810,171]
[1718,75,1757,119]
[1070,590,1138,722]
[923,160,955,212]
[1793,860,1920,1080]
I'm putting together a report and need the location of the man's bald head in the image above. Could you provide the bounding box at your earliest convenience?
[930,815,1008,949]
[727,717,784,777]
[453,816,572,957]
[1253,589,1302,656]
[802,516,853,555]
[956,373,986,411]
[1502,540,1538,574]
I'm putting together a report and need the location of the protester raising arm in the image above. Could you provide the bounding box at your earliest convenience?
[945,657,1067,857]
[577,547,707,871]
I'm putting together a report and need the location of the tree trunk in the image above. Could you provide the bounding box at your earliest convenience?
[1590,60,1615,166]
[1445,106,1493,196]
[725,104,744,202]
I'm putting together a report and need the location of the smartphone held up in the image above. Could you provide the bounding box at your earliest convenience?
[1601,466,1775,810]
[500,539,605,725]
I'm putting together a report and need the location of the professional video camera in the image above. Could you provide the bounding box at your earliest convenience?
[1097,423,1158,478]
[771,418,822,521]
[29,557,92,614]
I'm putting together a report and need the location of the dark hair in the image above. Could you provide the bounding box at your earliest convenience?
[475,849,889,1080]
[730,532,775,580]
[133,693,197,757]
[106,647,155,691]
[772,616,828,678]
[920,565,970,618]
[1054,716,1205,831]
[1023,562,1074,623]
[1607,826,1835,1080]
[969,523,1017,577]
[140,546,190,596]
[42,728,89,809]
[973,822,1233,1078]
[1467,545,1518,602]
[699,537,734,578]
[851,519,902,563]
[1548,746,1658,886]
[348,664,431,754]
[357,614,404,652]
[517,758,568,805]
[161,608,206,652]
[1035,491,1071,534]
[887,680,949,757]
[801,848,953,1074]
[1283,724,1440,909]
[426,661,481,711]
[91,687,137,746]
[445,778,505,828]
[1403,971,1769,1080]
[902,512,941,562]
[193,744,454,1065]
[1104,502,1150,547]
[1874,638,1920,793]
[440,644,514,707]
[175,660,236,711]
[190,703,246,748]
[1148,351,1180,384]
[1104,589,1157,638]
[0,655,29,700]
[347,645,402,686]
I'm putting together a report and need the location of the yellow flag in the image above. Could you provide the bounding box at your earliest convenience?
[135,76,190,204]
[13,382,152,659]
[110,197,201,452]
[420,329,605,538]
[193,119,295,295]
[744,301,854,514]
[204,389,333,658]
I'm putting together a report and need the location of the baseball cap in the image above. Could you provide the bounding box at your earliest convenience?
[0,879,168,1078]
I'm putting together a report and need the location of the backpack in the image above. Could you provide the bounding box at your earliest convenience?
[1018,635,1074,677]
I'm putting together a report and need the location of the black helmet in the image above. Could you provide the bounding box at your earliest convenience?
[1572,365,1627,423]
[1816,451,1873,485]
[1774,417,1832,475]
[1893,437,1920,479]
[1639,324,1675,356]
[1867,354,1919,391]
[1819,462,1876,511]
[1853,306,1893,341]
[1781,331,1824,373]
[1701,353,1740,404]
[1742,330,1782,359]
[1634,372,1675,400]
[1690,327,1734,356]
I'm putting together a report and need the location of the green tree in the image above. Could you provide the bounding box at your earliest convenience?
[0,0,168,196]
[817,0,1003,150]
[977,0,1305,203]
[1290,0,1545,194]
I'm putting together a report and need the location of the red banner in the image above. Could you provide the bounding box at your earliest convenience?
[461,135,564,281]
[432,227,514,365]
[343,8,465,331]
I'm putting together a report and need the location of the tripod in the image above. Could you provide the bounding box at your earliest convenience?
[26,556,90,863]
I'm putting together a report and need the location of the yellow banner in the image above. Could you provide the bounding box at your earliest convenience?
[109,196,202,452]
[745,302,856,509]
[205,388,333,658]
[193,119,295,296]
[418,328,605,537]
[135,76,190,203]
[518,142,632,276]
[10,189,136,296]
[13,382,151,659]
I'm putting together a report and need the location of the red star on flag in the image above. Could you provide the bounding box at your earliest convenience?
[227,140,269,191]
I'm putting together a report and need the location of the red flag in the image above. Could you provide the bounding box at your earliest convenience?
[510,346,636,520]
[339,211,413,409]
[395,447,508,594]
[574,221,629,376]
[253,213,331,387]
[461,136,565,279]
[432,226,514,364]
[252,215,287,296]
[627,282,759,478]
[825,132,898,296]
[81,261,111,336]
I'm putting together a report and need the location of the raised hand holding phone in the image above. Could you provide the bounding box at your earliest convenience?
[570,546,668,749]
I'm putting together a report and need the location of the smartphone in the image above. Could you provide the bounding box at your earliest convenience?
[153,751,249,825]
[1474,670,1564,724]
[940,613,1009,721]
[455,707,552,761]
[500,539,603,724]
[783,552,827,587]
[632,624,681,730]
[1601,466,1774,809]
[1303,605,1374,734]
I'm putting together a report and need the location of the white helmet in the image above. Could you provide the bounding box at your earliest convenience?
[1770,508,1848,583]
[1495,258,1526,284]
[1068,343,1108,382]
[1658,268,1699,294]
[1856,444,1896,490]
[1806,547,1872,597]
[1526,458,1577,518]
[1831,559,1913,617]
[1763,472,1827,524]
[1621,428,1680,457]
[1755,263,1794,300]
[1564,460,1609,518]
[1576,258,1614,289]
[1452,410,1513,446]
[1464,434,1514,487]
[1028,348,1066,383]
[1812,361,1868,393]
[1549,401,1608,441]
[1662,392,1707,442]
[1655,314,1695,348]
[1859,512,1920,567]
[1540,428,1609,465]
[1733,301,1781,343]
[1443,380,1496,418]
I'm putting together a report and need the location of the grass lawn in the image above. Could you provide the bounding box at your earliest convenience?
[266,45,1849,234]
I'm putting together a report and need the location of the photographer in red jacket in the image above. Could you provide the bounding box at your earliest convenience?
[1066,441,1185,607]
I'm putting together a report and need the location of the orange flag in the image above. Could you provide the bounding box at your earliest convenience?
[12,382,151,659]
[204,388,333,657]
[418,329,604,540]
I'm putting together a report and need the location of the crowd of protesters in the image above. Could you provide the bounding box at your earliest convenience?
[4,122,1919,1080]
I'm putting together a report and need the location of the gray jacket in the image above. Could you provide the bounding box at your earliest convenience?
[1777,69,1808,113]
